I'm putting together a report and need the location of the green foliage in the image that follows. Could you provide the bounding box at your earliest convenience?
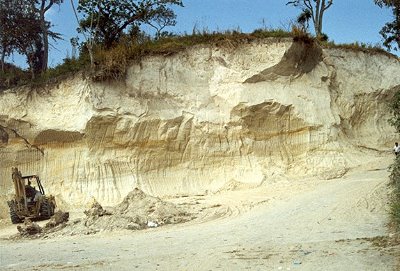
[0,56,90,90]
[251,28,292,38]
[321,40,394,57]
[77,0,183,48]
[389,86,400,231]
[374,0,400,51]
[0,0,63,76]
[389,155,400,229]
[0,63,30,90]
[0,0,41,65]
[1,27,397,88]
[0,29,294,87]
[38,57,90,83]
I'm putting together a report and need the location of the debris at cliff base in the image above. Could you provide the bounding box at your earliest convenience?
[30,188,194,237]
[115,188,192,225]
[73,188,193,234]
[44,211,70,230]
[11,211,70,239]
[10,188,193,238]
[17,219,42,236]
[84,200,112,219]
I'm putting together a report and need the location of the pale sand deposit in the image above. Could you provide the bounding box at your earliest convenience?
[0,154,398,271]
[1,39,399,270]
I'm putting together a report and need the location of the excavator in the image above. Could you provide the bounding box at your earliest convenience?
[7,167,56,224]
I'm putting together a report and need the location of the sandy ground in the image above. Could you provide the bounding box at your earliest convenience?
[0,156,398,271]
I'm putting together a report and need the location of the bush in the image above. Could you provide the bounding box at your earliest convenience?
[291,26,315,44]
[0,55,92,90]
[0,64,31,90]
[39,57,89,84]
[390,90,400,230]
[389,156,400,229]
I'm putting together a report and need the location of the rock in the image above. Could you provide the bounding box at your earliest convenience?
[84,200,112,218]
[147,221,158,228]
[44,211,70,229]
[17,219,42,236]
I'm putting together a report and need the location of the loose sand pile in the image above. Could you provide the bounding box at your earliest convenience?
[73,188,193,234]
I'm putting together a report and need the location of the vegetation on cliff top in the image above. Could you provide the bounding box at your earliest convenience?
[0,27,395,90]
[1,0,399,89]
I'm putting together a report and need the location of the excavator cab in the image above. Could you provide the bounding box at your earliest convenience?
[7,167,56,224]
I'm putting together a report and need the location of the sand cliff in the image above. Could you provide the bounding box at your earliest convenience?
[0,39,399,217]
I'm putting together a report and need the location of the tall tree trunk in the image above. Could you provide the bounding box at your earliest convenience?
[318,10,324,37]
[87,42,95,68]
[27,56,35,79]
[314,0,321,37]
[39,0,48,73]
[40,12,48,73]
[292,0,333,38]
[70,0,98,68]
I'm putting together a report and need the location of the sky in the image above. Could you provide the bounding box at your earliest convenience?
[7,0,396,68]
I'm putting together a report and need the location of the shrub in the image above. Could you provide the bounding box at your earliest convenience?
[0,64,30,90]
[389,156,400,229]
[291,26,315,44]
[390,90,400,230]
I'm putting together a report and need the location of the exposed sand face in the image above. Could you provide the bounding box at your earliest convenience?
[0,40,399,269]
[0,154,398,270]
[0,41,399,217]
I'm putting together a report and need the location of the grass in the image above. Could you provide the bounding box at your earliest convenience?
[0,63,31,90]
[321,40,395,58]
[90,28,293,81]
[0,27,398,88]
[0,56,90,91]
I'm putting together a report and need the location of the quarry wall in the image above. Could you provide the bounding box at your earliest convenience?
[0,39,399,217]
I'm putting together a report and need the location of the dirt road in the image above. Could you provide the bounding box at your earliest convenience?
[0,157,397,270]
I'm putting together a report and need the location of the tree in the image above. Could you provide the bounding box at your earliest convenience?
[0,0,61,78]
[35,0,64,73]
[71,0,99,67]
[0,0,29,72]
[287,0,333,38]
[0,0,38,74]
[0,0,13,72]
[374,0,400,51]
[143,5,177,39]
[77,0,183,48]
[0,0,62,75]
